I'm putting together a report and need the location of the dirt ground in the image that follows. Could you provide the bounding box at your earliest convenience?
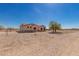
[0,30,79,56]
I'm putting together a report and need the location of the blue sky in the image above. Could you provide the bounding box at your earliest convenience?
[0,3,79,29]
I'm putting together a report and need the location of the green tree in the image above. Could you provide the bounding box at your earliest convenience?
[49,21,61,32]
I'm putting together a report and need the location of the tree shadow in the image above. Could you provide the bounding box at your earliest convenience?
[48,31,63,34]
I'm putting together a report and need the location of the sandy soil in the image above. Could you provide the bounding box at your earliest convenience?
[0,30,79,56]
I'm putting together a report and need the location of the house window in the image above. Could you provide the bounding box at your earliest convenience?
[30,26,32,28]
[27,26,29,28]
[33,27,36,30]
[41,28,43,31]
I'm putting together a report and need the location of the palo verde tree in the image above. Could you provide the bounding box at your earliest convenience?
[49,21,61,32]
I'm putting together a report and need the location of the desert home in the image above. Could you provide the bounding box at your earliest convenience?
[20,24,46,32]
